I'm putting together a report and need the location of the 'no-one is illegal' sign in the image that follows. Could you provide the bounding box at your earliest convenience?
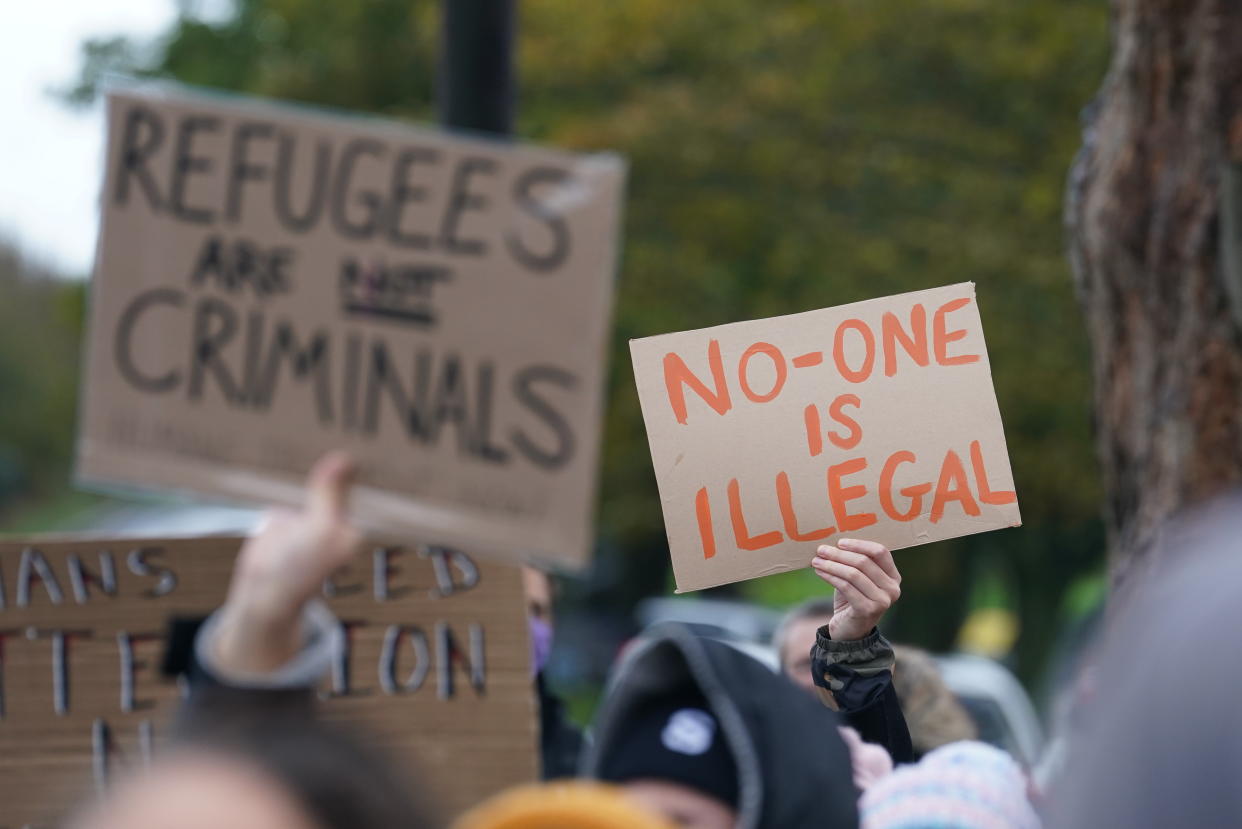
[630,284,1020,592]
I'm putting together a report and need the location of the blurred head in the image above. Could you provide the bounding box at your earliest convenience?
[622,780,736,829]
[522,566,555,674]
[891,645,976,757]
[74,721,435,829]
[598,693,739,828]
[454,781,681,829]
[860,742,1037,829]
[772,597,836,694]
[72,750,320,829]
[588,627,860,828]
[521,566,554,625]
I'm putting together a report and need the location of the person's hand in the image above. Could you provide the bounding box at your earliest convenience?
[810,539,901,642]
[215,451,364,673]
[228,451,362,617]
[837,726,894,791]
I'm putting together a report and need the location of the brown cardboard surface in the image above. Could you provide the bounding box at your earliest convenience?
[629,283,1021,592]
[0,535,536,827]
[77,85,626,571]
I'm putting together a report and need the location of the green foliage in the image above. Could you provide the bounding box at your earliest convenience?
[0,244,86,514]
[64,0,1111,684]
[69,0,439,116]
[520,0,1112,681]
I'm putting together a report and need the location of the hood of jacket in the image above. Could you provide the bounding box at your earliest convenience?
[581,623,859,829]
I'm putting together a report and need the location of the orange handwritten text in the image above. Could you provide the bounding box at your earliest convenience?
[662,295,981,426]
[692,440,1014,559]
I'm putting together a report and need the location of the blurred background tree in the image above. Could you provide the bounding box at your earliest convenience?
[47,0,1111,701]
[1067,0,1242,584]
[0,242,90,525]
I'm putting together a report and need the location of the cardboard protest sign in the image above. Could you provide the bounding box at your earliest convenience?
[0,536,536,827]
[630,283,1020,592]
[77,85,626,571]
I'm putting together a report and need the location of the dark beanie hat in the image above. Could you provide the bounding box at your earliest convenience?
[597,691,740,809]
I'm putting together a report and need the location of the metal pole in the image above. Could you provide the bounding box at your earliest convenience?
[438,0,516,135]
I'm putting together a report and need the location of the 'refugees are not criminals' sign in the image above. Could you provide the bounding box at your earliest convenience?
[77,85,626,571]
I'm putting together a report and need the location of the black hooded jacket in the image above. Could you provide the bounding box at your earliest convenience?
[582,624,859,829]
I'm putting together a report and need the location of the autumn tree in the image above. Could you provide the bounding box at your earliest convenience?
[68,0,1111,682]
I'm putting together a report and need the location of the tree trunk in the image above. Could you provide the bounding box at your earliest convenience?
[1067,0,1242,583]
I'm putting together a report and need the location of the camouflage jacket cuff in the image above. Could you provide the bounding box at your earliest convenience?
[812,625,895,677]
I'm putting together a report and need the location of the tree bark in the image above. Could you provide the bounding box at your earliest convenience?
[1067,0,1242,583]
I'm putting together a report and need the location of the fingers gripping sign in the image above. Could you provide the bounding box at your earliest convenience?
[809,539,901,642]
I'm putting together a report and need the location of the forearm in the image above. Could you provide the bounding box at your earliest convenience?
[838,682,913,764]
[212,601,305,677]
[810,625,914,764]
[167,452,360,738]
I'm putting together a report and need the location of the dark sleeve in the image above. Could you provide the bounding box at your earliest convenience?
[175,657,319,740]
[164,605,335,742]
[810,626,914,764]
[536,672,585,780]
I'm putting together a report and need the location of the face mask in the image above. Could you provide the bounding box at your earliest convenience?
[528,615,553,676]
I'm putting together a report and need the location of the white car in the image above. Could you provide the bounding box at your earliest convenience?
[933,652,1045,767]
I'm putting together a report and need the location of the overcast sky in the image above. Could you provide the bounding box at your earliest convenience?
[1,0,175,277]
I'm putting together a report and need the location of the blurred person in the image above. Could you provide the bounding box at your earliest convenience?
[771,546,1034,828]
[890,645,977,759]
[72,748,321,829]
[455,781,677,829]
[182,454,869,828]
[859,741,1039,829]
[773,595,838,695]
[157,501,582,781]
[183,455,1054,828]
[523,567,556,675]
[71,718,436,829]
[522,565,584,779]
[1046,490,1242,828]
[69,453,437,829]
[770,543,914,763]
[582,623,861,829]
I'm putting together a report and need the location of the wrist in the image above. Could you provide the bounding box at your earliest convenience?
[213,598,305,675]
[829,618,879,643]
[195,601,341,689]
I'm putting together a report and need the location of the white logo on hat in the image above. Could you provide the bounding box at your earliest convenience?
[661,708,717,756]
